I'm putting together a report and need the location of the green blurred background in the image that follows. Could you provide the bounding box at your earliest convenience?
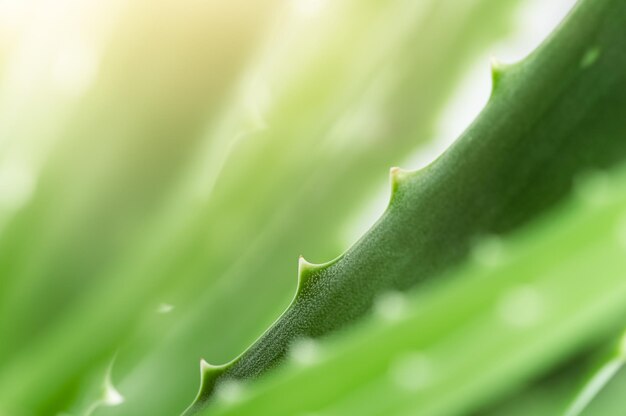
[0,0,590,415]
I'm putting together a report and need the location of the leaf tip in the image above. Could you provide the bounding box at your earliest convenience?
[490,56,509,92]
[200,358,212,373]
[199,359,228,396]
[390,165,410,176]
[297,255,318,291]
[390,165,410,182]
[389,166,413,202]
[183,359,228,415]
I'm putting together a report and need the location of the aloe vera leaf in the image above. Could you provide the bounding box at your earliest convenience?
[132,0,523,325]
[91,3,534,415]
[158,0,523,364]
[579,369,626,415]
[199,164,626,416]
[487,333,626,416]
[161,0,524,313]
[558,336,626,416]
[564,344,626,416]
[476,337,620,416]
[181,0,626,412]
[0,1,526,415]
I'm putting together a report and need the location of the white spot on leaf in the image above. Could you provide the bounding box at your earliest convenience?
[157,303,174,314]
[375,291,408,322]
[471,236,506,268]
[290,338,321,366]
[216,380,244,404]
[497,285,544,328]
[389,352,433,391]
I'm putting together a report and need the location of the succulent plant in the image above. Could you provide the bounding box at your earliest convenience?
[183,0,626,413]
[1,0,625,415]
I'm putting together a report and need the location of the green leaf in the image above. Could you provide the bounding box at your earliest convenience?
[0,0,526,414]
[200,162,626,416]
[184,0,626,412]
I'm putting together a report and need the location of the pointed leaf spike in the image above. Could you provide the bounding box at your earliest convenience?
[184,359,228,414]
[181,359,230,415]
[297,255,318,292]
[200,359,212,373]
[389,167,411,203]
[490,56,508,93]
[295,254,342,297]
[200,359,227,379]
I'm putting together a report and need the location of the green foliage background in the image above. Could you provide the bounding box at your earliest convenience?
[1,0,625,415]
